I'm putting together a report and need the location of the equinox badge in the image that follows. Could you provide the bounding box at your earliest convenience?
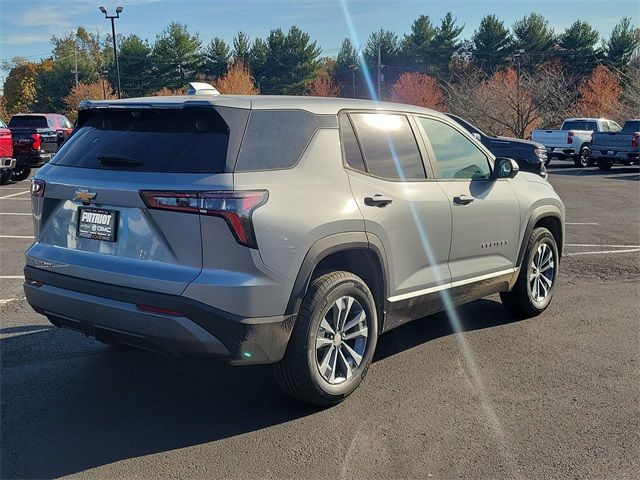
[74,189,97,204]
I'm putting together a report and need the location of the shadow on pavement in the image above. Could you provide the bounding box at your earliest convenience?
[1,298,514,478]
[548,166,640,178]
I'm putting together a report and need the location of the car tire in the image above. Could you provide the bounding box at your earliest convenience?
[274,271,378,406]
[500,227,559,318]
[11,167,31,182]
[597,157,613,170]
[0,169,12,185]
[574,145,591,168]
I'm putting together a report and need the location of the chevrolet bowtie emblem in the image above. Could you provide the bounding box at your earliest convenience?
[74,189,97,204]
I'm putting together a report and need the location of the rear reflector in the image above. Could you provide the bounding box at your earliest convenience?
[137,304,183,316]
[140,190,268,249]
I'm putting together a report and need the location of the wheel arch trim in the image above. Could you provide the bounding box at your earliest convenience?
[517,206,564,267]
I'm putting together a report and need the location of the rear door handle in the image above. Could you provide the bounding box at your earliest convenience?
[364,195,393,207]
[453,194,474,205]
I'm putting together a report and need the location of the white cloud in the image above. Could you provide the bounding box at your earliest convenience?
[17,6,71,28]
[3,34,52,45]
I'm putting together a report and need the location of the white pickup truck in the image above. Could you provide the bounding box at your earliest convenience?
[531,118,621,168]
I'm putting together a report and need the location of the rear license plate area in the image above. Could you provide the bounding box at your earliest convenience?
[77,207,118,242]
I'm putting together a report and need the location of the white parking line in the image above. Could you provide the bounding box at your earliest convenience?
[0,190,29,199]
[0,212,31,216]
[0,198,30,201]
[566,222,599,225]
[565,249,640,256]
[565,243,640,248]
[0,297,24,305]
[0,275,25,279]
[0,235,34,239]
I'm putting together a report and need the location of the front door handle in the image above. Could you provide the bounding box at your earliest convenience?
[364,195,393,207]
[453,194,474,205]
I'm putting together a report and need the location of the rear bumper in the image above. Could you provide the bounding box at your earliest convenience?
[546,148,576,158]
[590,149,639,161]
[23,266,296,365]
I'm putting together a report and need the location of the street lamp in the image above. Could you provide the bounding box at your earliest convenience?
[99,6,123,99]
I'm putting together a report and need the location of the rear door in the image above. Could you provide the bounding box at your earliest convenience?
[341,112,452,300]
[28,106,247,295]
[415,115,520,283]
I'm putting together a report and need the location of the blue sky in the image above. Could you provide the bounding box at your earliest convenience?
[0,0,637,77]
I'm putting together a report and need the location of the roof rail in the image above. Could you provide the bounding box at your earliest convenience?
[187,82,220,96]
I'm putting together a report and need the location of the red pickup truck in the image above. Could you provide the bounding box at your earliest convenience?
[0,119,16,185]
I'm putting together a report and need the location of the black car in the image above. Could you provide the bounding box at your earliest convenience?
[447,114,548,177]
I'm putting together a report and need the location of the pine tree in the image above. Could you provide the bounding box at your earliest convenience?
[559,20,600,78]
[117,35,153,97]
[400,15,437,71]
[233,31,251,65]
[203,37,231,79]
[512,13,555,69]
[152,22,203,91]
[472,14,513,73]
[431,12,464,79]
[605,17,640,73]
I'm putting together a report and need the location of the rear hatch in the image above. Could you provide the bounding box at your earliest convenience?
[28,104,249,295]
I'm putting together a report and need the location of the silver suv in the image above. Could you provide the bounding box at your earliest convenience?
[24,86,565,405]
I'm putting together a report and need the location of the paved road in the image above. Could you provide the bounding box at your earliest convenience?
[1,164,639,479]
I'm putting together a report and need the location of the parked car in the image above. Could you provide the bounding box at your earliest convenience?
[7,113,70,181]
[531,118,621,168]
[447,113,548,177]
[591,119,640,170]
[24,84,565,406]
[0,119,16,185]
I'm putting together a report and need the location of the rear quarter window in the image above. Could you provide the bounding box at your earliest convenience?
[51,108,232,173]
[235,110,337,171]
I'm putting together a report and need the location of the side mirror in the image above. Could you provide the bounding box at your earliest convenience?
[494,157,519,179]
[472,132,481,142]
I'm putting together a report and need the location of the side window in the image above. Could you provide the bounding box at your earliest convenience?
[339,114,366,173]
[350,113,426,180]
[418,117,491,180]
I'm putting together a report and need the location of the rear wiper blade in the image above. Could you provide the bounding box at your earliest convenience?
[97,154,144,167]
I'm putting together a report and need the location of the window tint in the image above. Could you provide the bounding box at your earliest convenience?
[235,110,336,171]
[51,108,230,173]
[60,116,73,128]
[8,116,48,128]
[350,113,425,180]
[339,114,366,172]
[562,121,597,131]
[623,121,640,132]
[609,121,621,132]
[418,117,491,180]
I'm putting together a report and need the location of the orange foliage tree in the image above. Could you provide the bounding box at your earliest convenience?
[389,72,445,111]
[305,70,341,97]
[576,65,622,119]
[150,87,186,96]
[64,80,116,121]
[215,61,259,95]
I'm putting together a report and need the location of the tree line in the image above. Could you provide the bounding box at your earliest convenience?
[1,12,638,136]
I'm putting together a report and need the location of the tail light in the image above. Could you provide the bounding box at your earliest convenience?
[632,132,639,148]
[31,179,45,197]
[31,133,41,150]
[140,190,268,249]
[567,131,574,144]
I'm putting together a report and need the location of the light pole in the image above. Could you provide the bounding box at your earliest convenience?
[99,6,123,99]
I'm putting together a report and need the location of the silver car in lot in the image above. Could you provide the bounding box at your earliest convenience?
[24,85,565,405]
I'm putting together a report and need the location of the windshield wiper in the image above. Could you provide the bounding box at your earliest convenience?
[97,154,144,167]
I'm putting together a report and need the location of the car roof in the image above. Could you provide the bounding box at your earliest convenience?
[79,94,449,118]
[563,118,610,122]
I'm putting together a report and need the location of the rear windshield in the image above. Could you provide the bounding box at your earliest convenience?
[623,121,640,132]
[51,108,230,173]
[8,116,48,128]
[562,121,597,131]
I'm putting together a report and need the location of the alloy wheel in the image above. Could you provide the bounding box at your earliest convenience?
[528,242,555,303]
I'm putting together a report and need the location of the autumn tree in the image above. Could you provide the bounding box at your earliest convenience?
[305,60,341,97]
[150,86,186,96]
[0,95,8,123]
[576,65,622,119]
[389,72,445,110]
[64,80,116,122]
[215,61,259,95]
[2,59,39,115]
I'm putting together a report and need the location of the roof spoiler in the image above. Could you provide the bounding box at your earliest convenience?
[187,82,220,96]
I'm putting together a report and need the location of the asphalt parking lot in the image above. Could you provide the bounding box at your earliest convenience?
[1,163,639,479]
